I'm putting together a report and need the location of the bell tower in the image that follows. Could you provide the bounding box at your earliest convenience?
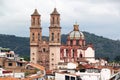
[49,8,61,70]
[30,9,42,64]
[49,8,61,45]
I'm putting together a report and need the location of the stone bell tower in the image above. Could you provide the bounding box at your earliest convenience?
[49,8,61,70]
[30,9,42,64]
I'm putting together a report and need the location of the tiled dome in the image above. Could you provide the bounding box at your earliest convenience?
[69,24,84,40]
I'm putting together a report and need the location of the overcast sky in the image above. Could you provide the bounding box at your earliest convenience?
[0,0,120,40]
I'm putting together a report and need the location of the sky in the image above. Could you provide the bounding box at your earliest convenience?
[0,0,120,40]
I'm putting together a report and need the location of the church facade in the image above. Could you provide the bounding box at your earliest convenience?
[30,8,95,70]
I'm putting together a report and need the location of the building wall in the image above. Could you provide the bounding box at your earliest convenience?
[4,61,17,68]
[30,46,38,64]
[85,47,95,63]
[49,46,60,70]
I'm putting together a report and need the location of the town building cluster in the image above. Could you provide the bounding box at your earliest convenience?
[0,8,120,80]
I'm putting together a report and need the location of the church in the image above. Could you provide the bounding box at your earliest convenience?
[30,8,95,70]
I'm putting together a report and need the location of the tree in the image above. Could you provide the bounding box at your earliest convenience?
[114,55,120,62]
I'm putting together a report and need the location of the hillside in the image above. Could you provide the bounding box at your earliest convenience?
[0,34,30,56]
[0,32,120,61]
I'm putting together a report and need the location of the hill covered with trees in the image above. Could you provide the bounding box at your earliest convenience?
[0,32,120,61]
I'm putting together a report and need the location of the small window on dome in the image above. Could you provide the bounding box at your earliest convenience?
[70,40,73,45]
[76,40,79,46]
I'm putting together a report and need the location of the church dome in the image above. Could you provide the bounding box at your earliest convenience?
[69,24,84,40]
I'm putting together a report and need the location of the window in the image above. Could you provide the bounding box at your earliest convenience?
[52,53,54,55]
[53,17,54,24]
[17,63,23,67]
[65,76,69,80]
[51,33,54,41]
[32,18,35,25]
[76,40,79,45]
[38,33,40,41]
[57,17,59,24]
[8,63,12,66]
[9,54,11,57]
[52,63,54,66]
[80,54,82,58]
[43,48,46,52]
[52,58,54,61]
[7,54,9,57]
[71,77,75,80]
[32,53,35,55]
[32,33,34,41]
[19,63,23,67]
[66,49,68,57]
[70,40,73,45]
[38,18,39,25]
[57,33,60,42]
[32,58,34,60]
[73,49,75,58]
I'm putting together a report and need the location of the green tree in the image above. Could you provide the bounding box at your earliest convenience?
[114,55,120,62]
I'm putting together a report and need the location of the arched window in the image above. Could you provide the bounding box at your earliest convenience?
[57,17,59,24]
[32,17,35,25]
[76,40,79,45]
[32,33,34,41]
[38,18,39,25]
[70,40,73,45]
[53,17,54,24]
[72,49,75,58]
[43,48,46,52]
[57,33,60,42]
[80,54,83,58]
[51,33,54,41]
[38,33,40,41]
[66,49,68,57]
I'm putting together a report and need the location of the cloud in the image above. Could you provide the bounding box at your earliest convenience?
[0,0,120,40]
